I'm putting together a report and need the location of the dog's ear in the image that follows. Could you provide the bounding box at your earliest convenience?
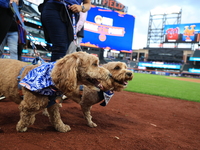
[51,54,80,93]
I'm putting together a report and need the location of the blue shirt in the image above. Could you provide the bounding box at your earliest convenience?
[0,0,9,8]
[66,0,83,5]
[48,0,83,5]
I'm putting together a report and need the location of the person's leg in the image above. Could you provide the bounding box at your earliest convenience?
[0,35,7,99]
[0,36,6,58]
[18,44,23,60]
[7,32,18,60]
[41,3,70,62]
[0,50,2,58]
[0,8,13,44]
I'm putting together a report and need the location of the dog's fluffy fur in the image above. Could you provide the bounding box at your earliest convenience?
[58,62,133,127]
[0,52,111,132]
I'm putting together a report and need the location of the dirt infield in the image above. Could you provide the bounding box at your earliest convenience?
[0,91,200,150]
[166,77,200,83]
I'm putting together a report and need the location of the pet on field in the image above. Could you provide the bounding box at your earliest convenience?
[0,51,111,132]
[43,61,133,128]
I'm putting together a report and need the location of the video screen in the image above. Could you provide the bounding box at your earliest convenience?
[81,6,135,52]
[164,23,200,43]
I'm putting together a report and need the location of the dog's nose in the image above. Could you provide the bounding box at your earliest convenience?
[126,72,132,77]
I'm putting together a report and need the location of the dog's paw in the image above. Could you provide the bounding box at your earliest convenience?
[16,121,28,132]
[88,122,97,128]
[16,126,28,132]
[55,124,71,133]
[42,109,50,117]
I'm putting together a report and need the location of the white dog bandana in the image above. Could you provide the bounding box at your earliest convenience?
[100,90,114,106]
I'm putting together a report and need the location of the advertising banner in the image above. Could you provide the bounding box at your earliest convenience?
[138,62,181,69]
[164,23,200,43]
[189,57,200,61]
[189,68,200,73]
[91,0,128,13]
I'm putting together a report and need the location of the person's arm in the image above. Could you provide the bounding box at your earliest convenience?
[82,0,91,12]
[69,0,91,13]
[10,0,19,5]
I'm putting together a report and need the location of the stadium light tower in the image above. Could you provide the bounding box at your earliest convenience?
[146,6,182,48]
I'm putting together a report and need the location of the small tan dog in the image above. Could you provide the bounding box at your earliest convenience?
[0,52,111,132]
[44,61,133,128]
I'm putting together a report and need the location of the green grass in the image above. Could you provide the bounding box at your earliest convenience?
[125,73,200,102]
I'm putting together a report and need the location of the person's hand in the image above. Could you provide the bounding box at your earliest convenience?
[10,0,19,5]
[69,4,82,13]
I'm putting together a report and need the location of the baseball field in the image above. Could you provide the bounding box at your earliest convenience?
[0,73,199,150]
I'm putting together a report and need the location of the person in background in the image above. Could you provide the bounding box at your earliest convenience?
[0,0,19,44]
[66,11,87,54]
[17,13,25,61]
[0,19,19,59]
[0,0,23,59]
[40,0,91,62]
[17,42,23,60]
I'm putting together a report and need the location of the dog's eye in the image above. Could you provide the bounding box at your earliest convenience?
[93,63,98,67]
[114,66,120,70]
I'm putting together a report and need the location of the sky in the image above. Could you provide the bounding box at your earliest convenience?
[118,0,200,49]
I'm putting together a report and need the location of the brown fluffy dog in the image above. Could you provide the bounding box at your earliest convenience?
[0,52,111,132]
[58,61,133,127]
